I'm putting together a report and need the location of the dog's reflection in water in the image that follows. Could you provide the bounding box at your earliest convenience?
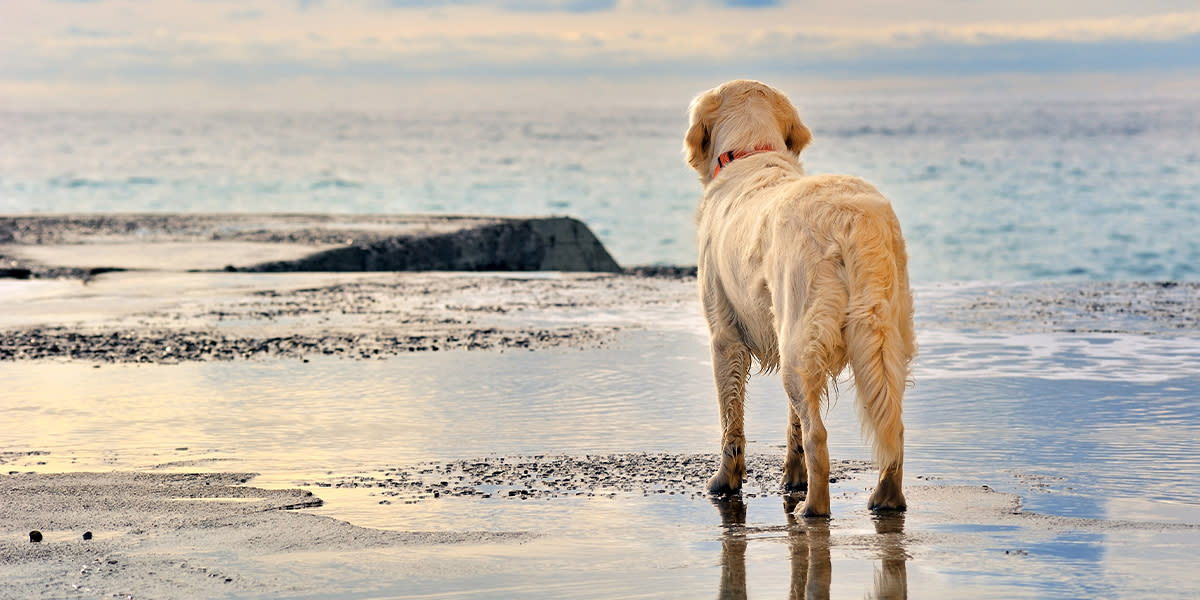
[714,495,907,600]
[715,495,750,600]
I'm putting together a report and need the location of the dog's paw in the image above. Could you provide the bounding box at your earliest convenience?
[868,478,907,512]
[867,496,907,513]
[794,485,831,518]
[707,471,742,496]
[781,477,808,493]
[796,501,831,519]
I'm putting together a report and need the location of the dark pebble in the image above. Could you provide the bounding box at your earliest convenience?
[29,530,42,543]
[83,531,93,540]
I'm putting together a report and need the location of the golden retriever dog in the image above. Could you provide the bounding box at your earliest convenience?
[684,80,916,517]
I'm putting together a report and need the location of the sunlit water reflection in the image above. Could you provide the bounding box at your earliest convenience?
[6,329,1199,519]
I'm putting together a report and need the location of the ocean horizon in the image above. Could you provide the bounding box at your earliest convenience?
[3,87,1198,281]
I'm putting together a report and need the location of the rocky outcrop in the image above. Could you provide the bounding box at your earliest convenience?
[237,217,619,273]
[0,214,621,276]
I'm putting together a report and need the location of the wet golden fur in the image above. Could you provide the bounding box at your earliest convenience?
[684,80,917,517]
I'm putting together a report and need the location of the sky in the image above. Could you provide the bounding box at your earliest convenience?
[3,0,1200,108]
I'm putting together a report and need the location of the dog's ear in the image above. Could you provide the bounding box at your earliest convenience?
[776,98,812,156]
[772,90,811,154]
[684,90,722,177]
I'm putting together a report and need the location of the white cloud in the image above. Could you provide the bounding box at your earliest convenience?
[2,0,1200,108]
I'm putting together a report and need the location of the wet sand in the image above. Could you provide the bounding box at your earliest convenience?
[0,469,528,599]
[0,271,691,362]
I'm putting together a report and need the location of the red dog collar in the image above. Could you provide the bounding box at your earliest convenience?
[713,144,777,178]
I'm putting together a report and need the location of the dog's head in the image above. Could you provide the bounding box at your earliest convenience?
[684,79,812,184]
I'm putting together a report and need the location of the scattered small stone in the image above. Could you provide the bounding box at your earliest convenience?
[301,453,873,505]
[83,531,93,540]
[29,530,42,543]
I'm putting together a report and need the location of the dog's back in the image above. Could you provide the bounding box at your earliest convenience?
[700,165,915,469]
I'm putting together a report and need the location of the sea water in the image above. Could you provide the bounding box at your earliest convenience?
[3,90,1198,280]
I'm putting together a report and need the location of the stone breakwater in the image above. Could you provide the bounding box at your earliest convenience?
[0,213,622,277]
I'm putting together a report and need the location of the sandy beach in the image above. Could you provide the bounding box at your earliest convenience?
[3,215,1200,598]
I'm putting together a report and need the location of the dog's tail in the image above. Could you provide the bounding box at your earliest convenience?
[840,206,917,470]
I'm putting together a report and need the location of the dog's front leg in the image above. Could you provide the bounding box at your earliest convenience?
[782,403,808,492]
[708,331,750,495]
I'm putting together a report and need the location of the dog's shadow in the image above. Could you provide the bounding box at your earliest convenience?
[714,495,907,600]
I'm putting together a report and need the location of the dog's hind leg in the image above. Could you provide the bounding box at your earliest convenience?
[842,218,914,513]
[707,328,751,495]
[783,366,833,517]
[778,255,848,517]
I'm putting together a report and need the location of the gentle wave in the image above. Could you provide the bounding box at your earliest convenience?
[916,330,1200,383]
